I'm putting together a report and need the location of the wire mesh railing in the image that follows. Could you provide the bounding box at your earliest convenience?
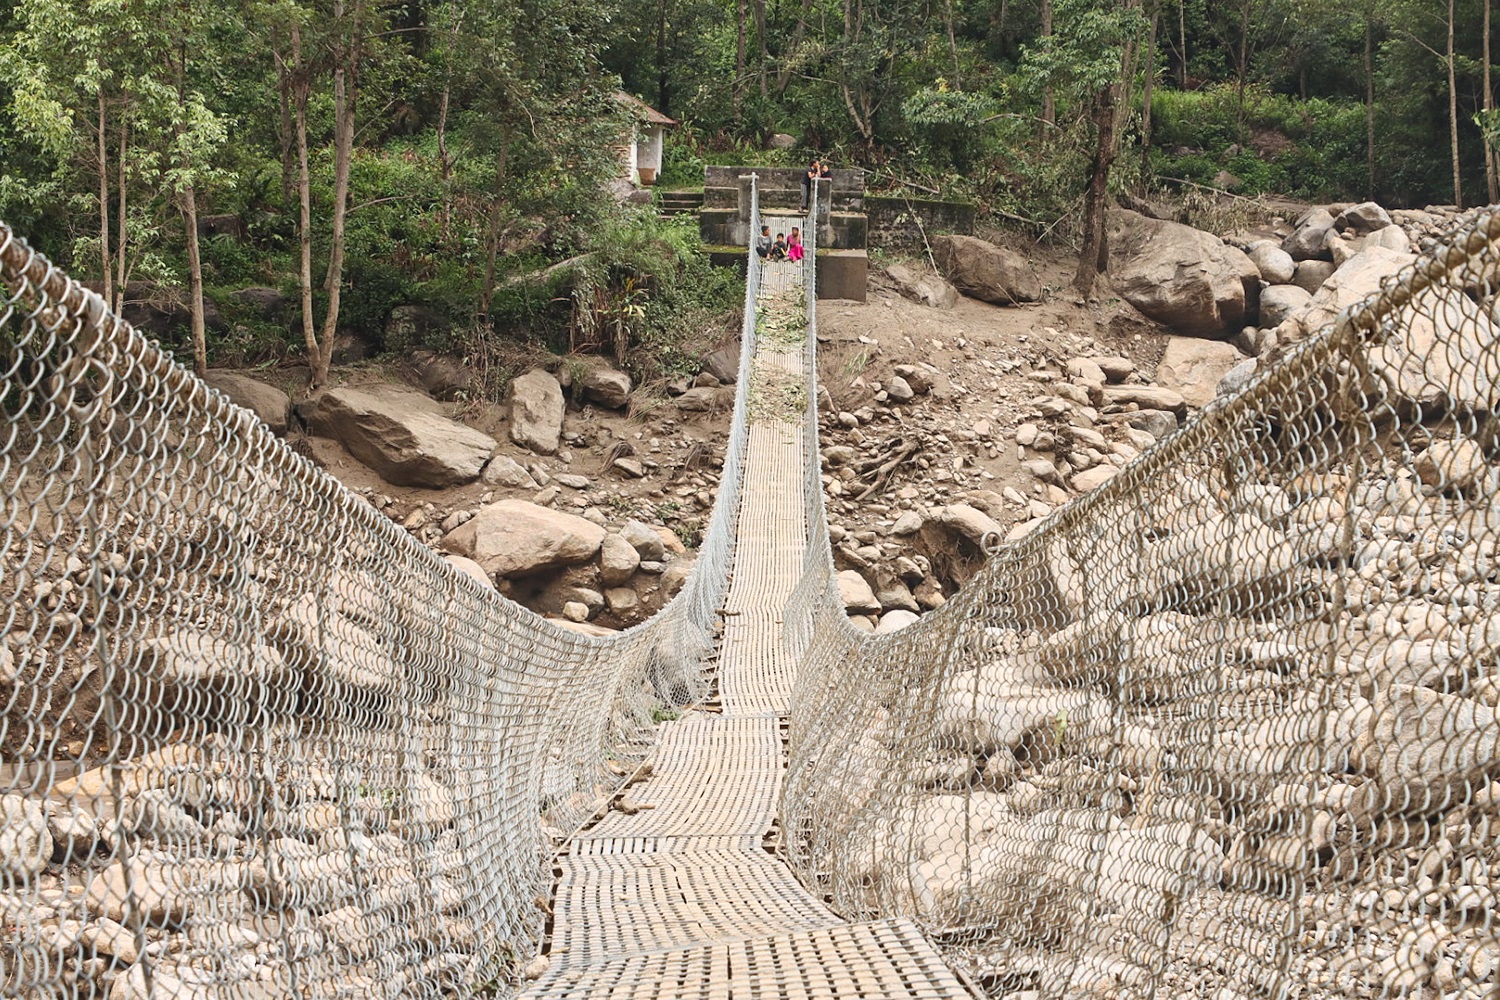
[782,211,1500,998]
[0,175,766,999]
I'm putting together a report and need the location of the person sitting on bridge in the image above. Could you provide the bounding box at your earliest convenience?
[769,233,788,261]
[787,227,804,263]
[755,224,773,258]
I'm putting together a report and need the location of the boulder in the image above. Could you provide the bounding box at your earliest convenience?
[232,286,288,320]
[1282,208,1336,261]
[675,386,730,411]
[1334,201,1394,235]
[1071,466,1118,492]
[1113,218,1260,337]
[875,609,920,633]
[1216,358,1259,399]
[837,571,882,614]
[927,504,1004,548]
[885,264,959,309]
[0,794,50,881]
[481,455,539,489]
[300,385,496,488]
[1101,385,1187,411]
[1258,285,1312,329]
[700,341,741,384]
[1365,225,1412,254]
[406,350,475,401]
[599,534,641,586]
[582,368,633,409]
[1128,409,1179,440]
[204,371,293,436]
[1247,242,1296,285]
[1285,246,1415,341]
[1415,439,1488,489]
[1153,338,1246,408]
[930,235,1042,305]
[1291,259,1337,294]
[510,369,565,455]
[622,520,667,561]
[439,499,606,578]
[1368,282,1500,410]
[443,555,492,587]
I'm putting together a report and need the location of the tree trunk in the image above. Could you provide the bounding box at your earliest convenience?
[734,0,747,121]
[317,0,358,390]
[1449,0,1463,209]
[181,186,207,376]
[1141,0,1160,168]
[1178,0,1188,87]
[1486,0,1497,203]
[774,0,813,95]
[114,110,129,314]
[274,31,296,208]
[753,0,767,96]
[656,0,670,114]
[1234,0,1251,142]
[943,0,961,85]
[1075,86,1117,296]
[1364,9,1377,199]
[291,25,321,388]
[97,92,112,305]
[1040,0,1055,127]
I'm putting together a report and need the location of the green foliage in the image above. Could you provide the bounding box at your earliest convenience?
[1149,85,1367,198]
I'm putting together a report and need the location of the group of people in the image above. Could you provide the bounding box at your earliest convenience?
[756,224,804,263]
[753,158,832,264]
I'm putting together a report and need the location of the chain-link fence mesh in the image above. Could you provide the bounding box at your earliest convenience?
[0,201,764,999]
[784,213,1500,999]
[7,190,1500,1000]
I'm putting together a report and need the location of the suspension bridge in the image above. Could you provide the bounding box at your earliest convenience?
[1,181,1498,999]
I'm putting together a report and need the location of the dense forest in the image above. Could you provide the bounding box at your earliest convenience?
[0,0,1496,379]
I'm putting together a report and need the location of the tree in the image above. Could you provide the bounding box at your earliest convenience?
[1023,0,1147,293]
[7,0,230,344]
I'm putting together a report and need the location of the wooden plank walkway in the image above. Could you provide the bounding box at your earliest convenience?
[520,259,976,1000]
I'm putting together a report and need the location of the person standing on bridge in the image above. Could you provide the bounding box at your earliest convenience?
[801,159,831,212]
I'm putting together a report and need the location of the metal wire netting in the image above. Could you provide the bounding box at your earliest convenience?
[783,214,1500,998]
[0,198,763,999]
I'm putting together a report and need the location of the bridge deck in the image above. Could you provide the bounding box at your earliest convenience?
[521,260,975,999]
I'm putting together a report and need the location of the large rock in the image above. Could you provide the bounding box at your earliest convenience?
[0,794,50,881]
[599,534,641,586]
[1368,282,1500,410]
[885,264,959,309]
[1246,242,1296,285]
[837,571,882,614]
[1282,207,1336,261]
[1154,338,1246,408]
[1101,385,1187,411]
[481,455,539,489]
[1291,259,1336,294]
[581,368,633,409]
[930,235,1042,305]
[300,385,496,488]
[927,504,1004,548]
[1258,285,1312,329]
[510,369,565,455]
[700,341,741,385]
[439,499,605,578]
[1283,246,1415,341]
[622,520,667,561]
[203,371,293,435]
[1365,225,1412,254]
[1334,201,1394,235]
[1113,219,1259,337]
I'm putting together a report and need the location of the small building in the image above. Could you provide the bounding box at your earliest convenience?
[616,92,676,187]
